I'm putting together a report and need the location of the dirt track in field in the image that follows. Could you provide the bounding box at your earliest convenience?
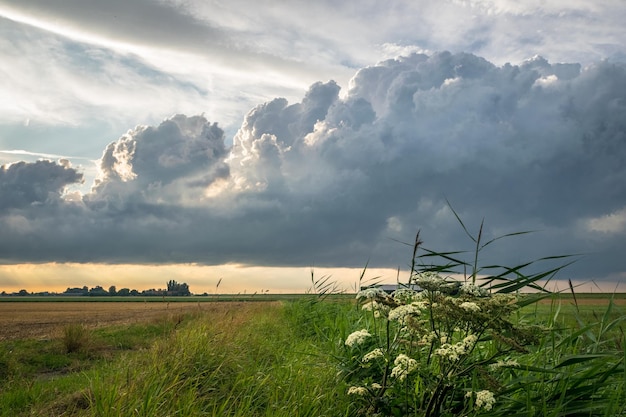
[0,301,259,341]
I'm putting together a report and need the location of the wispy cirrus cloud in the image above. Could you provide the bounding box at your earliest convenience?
[0,149,92,161]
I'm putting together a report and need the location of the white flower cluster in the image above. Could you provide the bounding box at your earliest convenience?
[347,386,368,396]
[345,329,372,347]
[459,301,481,312]
[489,293,517,306]
[388,304,421,322]
[420,331,438,345]
[412,300,429,310]
[488,359,520,370]
[356,287,389,300]
[392,288,420,303]
[362,348,384,363]
[460,282,489,297]
[362,300,390,318]
[390,354,418,381]
[466,390,496,411]
[435,334,478,361]
[414,272,445,291]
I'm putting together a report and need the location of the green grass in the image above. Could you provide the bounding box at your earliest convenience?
[0,300,354,417]
[1,294,624,417]
[0,313,194,417]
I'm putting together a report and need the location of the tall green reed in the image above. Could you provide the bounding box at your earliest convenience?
[336,215,625,416]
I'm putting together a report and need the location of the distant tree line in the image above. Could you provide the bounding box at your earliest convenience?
[1,280,192,297]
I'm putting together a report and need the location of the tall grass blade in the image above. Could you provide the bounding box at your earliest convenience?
[445,198,476,243]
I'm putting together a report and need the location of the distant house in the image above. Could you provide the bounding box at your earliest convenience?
[361,284,422,294]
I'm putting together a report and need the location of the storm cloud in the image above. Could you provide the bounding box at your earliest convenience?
[0,159,82,209]
[1,52,625,282]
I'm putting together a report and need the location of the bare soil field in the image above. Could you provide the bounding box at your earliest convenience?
[0,301,260,341]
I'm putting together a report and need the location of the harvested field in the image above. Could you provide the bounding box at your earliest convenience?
[0,301,270,341]
[535,294,626,306]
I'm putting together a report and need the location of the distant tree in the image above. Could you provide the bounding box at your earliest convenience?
[117,288,130,296]
[18,289,29,296]
[166,280,191,296]
[89,286,108,296]
[64,287,88,295]
[130,289,139,296]
[142,288,166,296]
[108,285,117,296]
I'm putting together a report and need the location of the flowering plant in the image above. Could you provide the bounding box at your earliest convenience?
[341,269,536,416]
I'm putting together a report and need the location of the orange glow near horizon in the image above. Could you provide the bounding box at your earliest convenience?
[0,263,404,295]
[1,263,624,295]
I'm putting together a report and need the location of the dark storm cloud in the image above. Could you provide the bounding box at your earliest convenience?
[0,159,82,209]
[1,52,625,282]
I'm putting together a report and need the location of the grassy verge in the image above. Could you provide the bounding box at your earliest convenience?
[1,300,356,417]
[1,293,625,416]
[0,313,188,417]
[86,301,353,417]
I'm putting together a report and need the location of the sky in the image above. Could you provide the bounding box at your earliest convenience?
[1,0,626,294]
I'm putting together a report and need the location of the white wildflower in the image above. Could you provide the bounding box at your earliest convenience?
[392,288,419,303]
[453,344,466,356]
[420,331,438,345]
[345,329,371,347]
[371,383,382,390]
[436,335,476,361]
[462,334,478,348]
[347,386,368,396]
[414,272,445,291]
[460,282,489,297]
[362,348,384,363]
[388,304,420,322]
[489,359,520,370]
[474,390,496,411]
[488,293,517,306]
[435,344,459,361]
[459,301,481,312]
[362,300,390,318]
[356,287,389,300]
[390,354,418,381]
[410,300,429,311]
